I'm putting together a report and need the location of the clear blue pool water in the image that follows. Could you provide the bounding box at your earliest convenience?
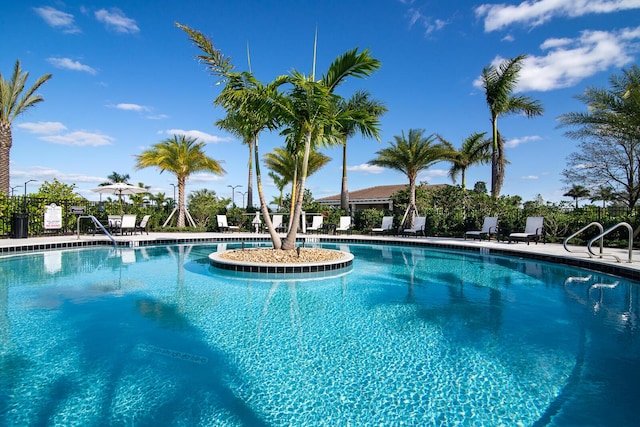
[1,242,639,426]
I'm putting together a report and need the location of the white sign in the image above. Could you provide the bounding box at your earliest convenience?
[44,203,63,229]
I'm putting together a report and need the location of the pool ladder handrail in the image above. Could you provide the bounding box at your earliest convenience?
[587,222,634,263]
[563,222,604,258]
[76,215,117,249]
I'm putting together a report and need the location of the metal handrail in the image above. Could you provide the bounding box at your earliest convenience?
[563,222,604,258]
[587,222,634,263]
[77,215,117,249]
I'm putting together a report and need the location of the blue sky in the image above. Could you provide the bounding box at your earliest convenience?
[2,0,639,206]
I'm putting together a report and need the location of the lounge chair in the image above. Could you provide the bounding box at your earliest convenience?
[307,216,324,233]
[371,216,394,235]
[403,216,426,237]
[135,214,151,235]
[217,214,240,233]
[509,216,545,245]
[336,216,352,234]
[120,214,137,235]
[465,216,498,241]
[107,215,122,233]
[272,214,287,233]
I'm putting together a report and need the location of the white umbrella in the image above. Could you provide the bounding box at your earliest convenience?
[92,183,148,213]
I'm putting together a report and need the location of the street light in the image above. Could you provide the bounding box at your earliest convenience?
[10,185,20,197]
[170,183,177,206]
[227,184,242,207]
[239,191,248,208]
[23,179,36,211]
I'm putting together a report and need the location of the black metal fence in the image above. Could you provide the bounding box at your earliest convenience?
[0,196,169,238]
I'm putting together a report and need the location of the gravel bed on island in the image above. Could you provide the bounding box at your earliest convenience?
[218,247,345,264]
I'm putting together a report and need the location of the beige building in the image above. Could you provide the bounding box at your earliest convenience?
[318,184,449,212]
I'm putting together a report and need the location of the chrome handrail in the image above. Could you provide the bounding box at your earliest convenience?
[77,215,117,248]
[563,222,604,258]
[587,222,634,263]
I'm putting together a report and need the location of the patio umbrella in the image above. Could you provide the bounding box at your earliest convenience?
[92,183,148,213]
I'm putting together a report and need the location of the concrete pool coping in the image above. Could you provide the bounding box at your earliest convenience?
[1,231,638,281]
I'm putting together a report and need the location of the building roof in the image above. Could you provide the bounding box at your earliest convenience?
[317,184,407,202]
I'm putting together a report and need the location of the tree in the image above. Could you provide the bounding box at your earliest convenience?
[135,135,225,227]
[559,65,640,209]
[480,55,543,197]
[473,181,488,194]
[187,188,227,228]
[438,132,491,189]
[563,184,591,209]
[101,171,131,185]
[0,60,52,195]
[336,90,387,210]
[268,171,287,211]
[590,186,616,209]
[368,129,452,226]
[34,178,82,201]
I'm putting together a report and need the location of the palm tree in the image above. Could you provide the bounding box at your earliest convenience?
[563,184,591,209]
[101,171,131,186]
[268,171,287,211]
[336,90,387,210]
[480,55,543,197]
[0,60,52,194]
[438,132,491,189]
[135,135,225,227]
[590,186,616,209]
[369,129,452,226]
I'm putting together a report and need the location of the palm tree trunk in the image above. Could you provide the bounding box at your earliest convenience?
[177,176,186,227]
[282,131,311,250]
[254,133,282,249]
[408,176,417,227]
[490,118,501,197]
[340,141,348,210]
[247,141,254,209]
[0,123,13,195]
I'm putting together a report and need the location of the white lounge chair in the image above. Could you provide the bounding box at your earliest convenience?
[403,216,426,237]
[272,214,286,232]
[217,214,240,233]
[465,216,498,241]
[307,216,324,233]
[120,214,137,235]
[336,216,352,234]
[509,216,544,245]
[371,216,394,235]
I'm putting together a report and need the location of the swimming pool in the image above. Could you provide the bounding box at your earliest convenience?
[1,242,638,426]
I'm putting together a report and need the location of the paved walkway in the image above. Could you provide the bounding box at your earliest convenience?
[1,231,638,280]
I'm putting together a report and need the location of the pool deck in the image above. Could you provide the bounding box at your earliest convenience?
[1,231,638,280]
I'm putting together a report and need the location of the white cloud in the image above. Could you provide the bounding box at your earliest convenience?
[505,135,542,148]
[95,8,140,34]
[11,166,105,184]
[347,164,385,174]
[519,175,540,180]
[40,131,114,147]
[473,26,640,92]
[47,57,96,75]
[420,169,449,180]
[476,0,640,32]
[406,8,449,36]
[113,103,149,112]
[188,173,225,183]
[17,121,67,134]
[33,6,80,34]
[147,114,169,120]
[164,129,230,143]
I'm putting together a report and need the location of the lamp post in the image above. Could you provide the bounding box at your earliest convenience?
[23,179,36,212]
[240,191,248,208]
[227,184,242,207]
[10,185,20,197]
[170,183,177,207]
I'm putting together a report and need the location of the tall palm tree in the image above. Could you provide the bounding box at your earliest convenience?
[135,135,225,227]
[268,171,287,211]
[369,129,452,226]
[336,90,387,210]
[0,60,52,195]
[563,184,591,209]
[438,132,491,189]
[101,171,131,186]
[590,186,616,209]
[480,54,543,197]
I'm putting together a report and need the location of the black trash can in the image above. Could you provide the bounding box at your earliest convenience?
[12,213,29,239]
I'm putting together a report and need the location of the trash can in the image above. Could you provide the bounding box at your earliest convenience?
[12,213,28,239]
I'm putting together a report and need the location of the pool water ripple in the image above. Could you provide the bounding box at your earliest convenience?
[1,243,639,426]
